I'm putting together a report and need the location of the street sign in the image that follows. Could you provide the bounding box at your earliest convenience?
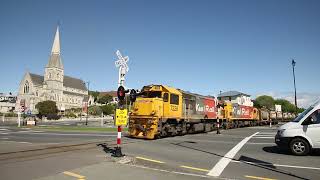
[27,110,32,115]
[115,108,128,126]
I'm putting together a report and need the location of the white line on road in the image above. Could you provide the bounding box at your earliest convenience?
[0,132,9,135]
[207,132,259,177]
[0,137,9,140]
[0,128,9,131]
[232,160,320,170]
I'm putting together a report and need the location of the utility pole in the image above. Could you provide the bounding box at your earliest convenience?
[291,59,298,114]
[86,81,90,126]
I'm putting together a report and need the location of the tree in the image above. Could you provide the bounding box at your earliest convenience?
[254,95,275,110]
[89,91,100,102]
[35,100,58,117]
[274,99,295,113]
[98,94,113,104]
[101,104,115,115]
[88,105,103,116]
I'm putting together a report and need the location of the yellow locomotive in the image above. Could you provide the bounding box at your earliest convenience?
[129,84,217,139]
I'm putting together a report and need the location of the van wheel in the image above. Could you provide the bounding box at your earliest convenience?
[290,138,310,156]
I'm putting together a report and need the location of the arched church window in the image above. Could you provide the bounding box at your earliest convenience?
[36,91,38,96]
[24,81,29,94]
[57,73,59,80]
[49,73,52,79]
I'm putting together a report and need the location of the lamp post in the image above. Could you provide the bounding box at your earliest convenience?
[291,59,297,114]
[86,81,90,126]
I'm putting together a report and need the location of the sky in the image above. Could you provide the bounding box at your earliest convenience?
[0,0,319,107]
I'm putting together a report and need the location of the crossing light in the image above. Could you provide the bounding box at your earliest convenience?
[129,89,137,102]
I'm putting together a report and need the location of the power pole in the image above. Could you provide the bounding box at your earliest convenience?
[291,59,297,114]
[86,81,90,126]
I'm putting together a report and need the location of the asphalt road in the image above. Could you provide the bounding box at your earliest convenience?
[1,125,319,180]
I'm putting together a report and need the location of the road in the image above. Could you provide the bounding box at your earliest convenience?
[0,125,319,180]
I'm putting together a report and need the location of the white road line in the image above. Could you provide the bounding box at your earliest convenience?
[207,132,259,177]
[1,137,9,140]
[231,160,320,170]
[18,142,32,144]
[0,133,9,135]
[0,128,9,131]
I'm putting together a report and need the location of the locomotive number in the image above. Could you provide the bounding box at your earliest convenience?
[170,105,178,111]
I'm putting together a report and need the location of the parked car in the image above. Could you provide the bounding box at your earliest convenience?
[275,100,320,155]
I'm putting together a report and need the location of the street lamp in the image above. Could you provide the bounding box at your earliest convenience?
[85,81,90,126]
[291,59,297,114]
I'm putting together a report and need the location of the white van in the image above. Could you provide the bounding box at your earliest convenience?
[275,100,320,155]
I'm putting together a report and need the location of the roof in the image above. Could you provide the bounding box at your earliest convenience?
[217,91,250,97]
[64,75,87,91]
[28,73,87,91]
[99,91,117,97]
[29,73,44,85]
[63,91,87,97]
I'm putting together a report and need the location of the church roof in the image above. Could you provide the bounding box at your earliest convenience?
[217,91,250,97]
[28,73,87,91]
[64,75,87,91]
[29,73,44,86]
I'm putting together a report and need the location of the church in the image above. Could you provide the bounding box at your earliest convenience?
[16,26,89,113]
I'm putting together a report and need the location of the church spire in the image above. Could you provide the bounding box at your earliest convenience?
[47,26,63,69]
[51,26,60,54]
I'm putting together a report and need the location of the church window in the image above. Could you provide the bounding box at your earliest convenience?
[36,91,38,96]
[24,81,29,94]
[49,73,52,79]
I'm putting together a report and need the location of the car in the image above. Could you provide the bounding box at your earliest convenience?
[275,100,320,155]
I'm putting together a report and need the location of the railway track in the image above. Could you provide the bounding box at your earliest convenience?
[0,139,136,164]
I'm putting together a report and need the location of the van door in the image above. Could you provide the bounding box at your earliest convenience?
[303,109,320,148]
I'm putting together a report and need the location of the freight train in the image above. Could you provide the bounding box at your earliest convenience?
[128,84,295,139]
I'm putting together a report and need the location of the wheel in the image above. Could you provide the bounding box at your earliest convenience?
[290,138,310,156]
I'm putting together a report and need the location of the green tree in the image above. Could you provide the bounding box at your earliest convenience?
[98,94,113,104]
[274,99,296,113]
[88,105,103,116]
[35,100,58,117]
[254,95,275,110]
[89,91,100,102]
[101,104,115,115]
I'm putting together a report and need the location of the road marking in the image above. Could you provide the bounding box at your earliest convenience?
[0,133,9,135]
[0,137,9,140]
[63,171,85,179]
[207,132,259,177]
[131,164,213,179]
[245,175,277,180]
[136,156,165,164]
[0,128,9,131]
[18,141,32,144]
[180,165,209,172]
[232,160,320,170]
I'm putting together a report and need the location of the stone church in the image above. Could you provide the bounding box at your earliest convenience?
[16,26,89,113]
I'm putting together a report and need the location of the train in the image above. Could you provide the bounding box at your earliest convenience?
[128,84,295,139]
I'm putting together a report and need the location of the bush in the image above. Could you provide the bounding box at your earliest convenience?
[46,114,61,120]
[65,112,77,118]
[35,101,58,117]
[101,104,115,115]
[88,105,102,116]
[4,112,18,117]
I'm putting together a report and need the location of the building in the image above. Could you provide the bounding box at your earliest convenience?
[217,91,253,106]
[0,93,17,113]
[16,26,88,113]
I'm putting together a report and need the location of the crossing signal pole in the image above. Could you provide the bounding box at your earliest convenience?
[114,50,129,157]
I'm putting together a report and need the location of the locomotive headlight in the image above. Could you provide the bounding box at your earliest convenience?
[151,110,156,115]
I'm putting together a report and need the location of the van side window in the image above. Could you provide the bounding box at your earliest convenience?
[309,109,320,124]
[170,94,179,105]
[163,93,168,102]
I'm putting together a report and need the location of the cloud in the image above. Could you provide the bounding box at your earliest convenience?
[255,92,320,108]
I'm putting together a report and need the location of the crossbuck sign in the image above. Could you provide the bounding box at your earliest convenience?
[115,50,129,87]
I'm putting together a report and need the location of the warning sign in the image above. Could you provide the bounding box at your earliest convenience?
[115,109,128,126]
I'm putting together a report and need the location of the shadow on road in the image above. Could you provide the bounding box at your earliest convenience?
[97,143,116,156]
[171,141,309,180]
[263,145,320,156]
